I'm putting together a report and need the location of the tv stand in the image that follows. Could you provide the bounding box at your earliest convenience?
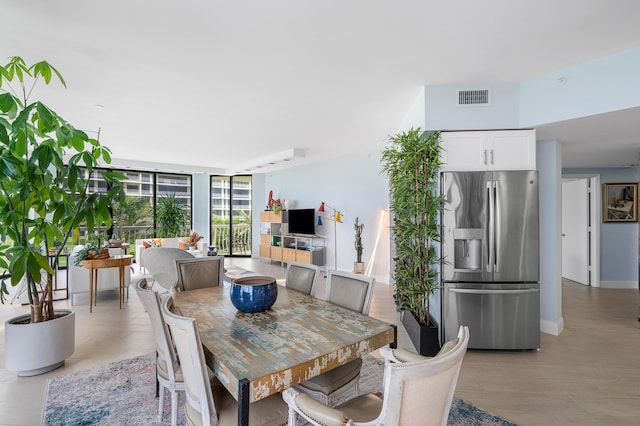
[259,211,325,266]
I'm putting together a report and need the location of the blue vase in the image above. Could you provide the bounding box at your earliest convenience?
[230,276,278,313]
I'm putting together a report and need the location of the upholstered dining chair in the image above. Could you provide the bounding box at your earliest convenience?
[160,295,289,426]
[284,261,320,296]
[142,247,195,291]
[294,270,375,406]
[175,256,225,292]
[134,278,183,426]
[283,326,470,426]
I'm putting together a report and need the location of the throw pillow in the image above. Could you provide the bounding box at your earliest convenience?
[142,239,161,249]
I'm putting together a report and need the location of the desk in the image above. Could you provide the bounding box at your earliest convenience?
[82,255,133,313]
[173,284,396,426]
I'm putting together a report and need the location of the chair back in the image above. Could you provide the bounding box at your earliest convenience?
[134,278,179,384]
[285,261,320,296]
[175,256,225,292]
[325,270,375,314]
[161,295,218,425]
[142,247,194,290]
[380,326,470,426]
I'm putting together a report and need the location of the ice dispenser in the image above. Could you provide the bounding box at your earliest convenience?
[453,228,482,271]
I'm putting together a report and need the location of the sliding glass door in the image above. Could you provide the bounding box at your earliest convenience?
[210,175,252,256]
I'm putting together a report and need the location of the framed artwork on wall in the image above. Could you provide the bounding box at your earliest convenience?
[603,183,638,222]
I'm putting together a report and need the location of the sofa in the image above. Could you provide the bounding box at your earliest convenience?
[135,237,207,271]
[68,246,132,305]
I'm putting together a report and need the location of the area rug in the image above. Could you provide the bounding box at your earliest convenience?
[43,353,515,425]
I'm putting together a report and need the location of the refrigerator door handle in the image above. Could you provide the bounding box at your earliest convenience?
[494,180,500,273]
[448,288,539,295]
[487,180,495,273]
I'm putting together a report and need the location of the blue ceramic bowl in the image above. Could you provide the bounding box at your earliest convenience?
[230,276,278,313]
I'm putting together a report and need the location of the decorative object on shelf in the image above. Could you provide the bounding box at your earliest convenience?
[272,200,282,215]
[266,190,283,214]
[317,201,343,269]
[207,245,218,256]
[353,217,365,274]
[382,128,443,356]
[182,231,204,249]
[603,182,638,222]
[230,276,278,313]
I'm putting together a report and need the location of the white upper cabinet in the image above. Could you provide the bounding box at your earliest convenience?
[440,129,536,171]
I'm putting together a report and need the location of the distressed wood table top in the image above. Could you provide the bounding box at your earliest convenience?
[172,283,395,403]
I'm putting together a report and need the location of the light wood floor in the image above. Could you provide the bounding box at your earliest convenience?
[1,258,639,425]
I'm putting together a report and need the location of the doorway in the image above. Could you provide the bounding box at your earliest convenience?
[561,175,601,287]
[210,175,252,257]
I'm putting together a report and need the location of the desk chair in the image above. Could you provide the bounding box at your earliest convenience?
[295,270,375,406]
[160,295,289,426]
[283,326,470,426]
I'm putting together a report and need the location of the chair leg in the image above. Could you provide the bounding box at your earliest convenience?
[171,389,178,426]
[158,384,165,422]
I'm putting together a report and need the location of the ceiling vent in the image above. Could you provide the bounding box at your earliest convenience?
[457,89,490,106]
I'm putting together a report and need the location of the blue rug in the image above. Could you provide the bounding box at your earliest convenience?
[43,353,515,425]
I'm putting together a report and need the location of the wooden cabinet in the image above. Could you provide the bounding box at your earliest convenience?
[259,211,325,266]
[440,129,536,171]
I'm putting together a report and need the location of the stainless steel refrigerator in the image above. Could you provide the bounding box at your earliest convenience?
[441,171,540,350]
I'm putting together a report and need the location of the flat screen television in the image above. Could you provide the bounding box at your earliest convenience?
[287,208,316,235]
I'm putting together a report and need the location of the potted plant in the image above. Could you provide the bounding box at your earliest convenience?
[182,231,203,251]
[381,128,443,356]
[0,57,125,375]
[155,193,188,238]
[353,217,365,274]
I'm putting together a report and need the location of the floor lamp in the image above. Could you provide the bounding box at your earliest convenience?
[317,201,343,270]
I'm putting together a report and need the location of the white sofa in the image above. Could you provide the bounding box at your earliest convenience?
[135,237,207,271]
[68,246,132,305]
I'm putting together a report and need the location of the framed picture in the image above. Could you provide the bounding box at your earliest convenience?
[603,183,638,222]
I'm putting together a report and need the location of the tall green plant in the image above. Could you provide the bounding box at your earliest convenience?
[0,56,125,322]
[381,128,443,326]
[155,193,187,237]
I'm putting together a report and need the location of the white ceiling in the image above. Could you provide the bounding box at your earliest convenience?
[3,1,640,174]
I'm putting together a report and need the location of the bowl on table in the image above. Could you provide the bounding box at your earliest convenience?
[230,275,278,313]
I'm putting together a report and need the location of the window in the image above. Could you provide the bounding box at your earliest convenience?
[211,176,252,256]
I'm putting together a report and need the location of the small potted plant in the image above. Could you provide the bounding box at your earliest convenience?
[353,217,365,274]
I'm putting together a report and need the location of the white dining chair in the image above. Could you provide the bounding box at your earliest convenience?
[134,278,183,426]
[283,326,470,426]
[294,269,375,406]
[160,295,289,426]
[174,256,225,292]
[284,261,320,296]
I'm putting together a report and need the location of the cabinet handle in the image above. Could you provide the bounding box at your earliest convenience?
[483,149,487,165]
[490,149,494,164]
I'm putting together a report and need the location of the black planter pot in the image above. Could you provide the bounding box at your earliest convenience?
[401,311,441,357]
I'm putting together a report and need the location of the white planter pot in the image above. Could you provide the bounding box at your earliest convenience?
[5,310,75,376]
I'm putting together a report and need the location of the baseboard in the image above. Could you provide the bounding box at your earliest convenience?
[540,317,564,336]
[600,280,638,289]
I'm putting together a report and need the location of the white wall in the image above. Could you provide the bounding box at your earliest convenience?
[520,48,640,127]
[537,139,564,335]
[257,152,391,284]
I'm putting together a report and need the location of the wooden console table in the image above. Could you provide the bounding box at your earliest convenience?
[82,255,133,313]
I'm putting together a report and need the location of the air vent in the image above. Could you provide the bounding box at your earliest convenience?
[457,89,490,106]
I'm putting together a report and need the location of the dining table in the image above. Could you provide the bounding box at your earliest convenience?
[172,283,396,426]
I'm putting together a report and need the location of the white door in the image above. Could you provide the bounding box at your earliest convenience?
[562,179,590,285]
